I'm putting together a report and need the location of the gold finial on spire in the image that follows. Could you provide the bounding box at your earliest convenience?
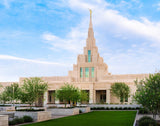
[89,9,92,17]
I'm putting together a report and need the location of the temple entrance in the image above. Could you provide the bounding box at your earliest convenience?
[48,90,55,104]
[96,90,106,103]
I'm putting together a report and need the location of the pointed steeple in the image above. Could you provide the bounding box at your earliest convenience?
[89,9,93,28]
[87,9,95,48]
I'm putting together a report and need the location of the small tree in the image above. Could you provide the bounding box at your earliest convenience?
[0,83,21,105]
[56,84,89,107]
[134,73,160,119]
[20,77,48,107]
[111,82,130,104]
[5,83,21,105]
[56,84,80,107]
[79,90,89,104]
[0,91,9,104]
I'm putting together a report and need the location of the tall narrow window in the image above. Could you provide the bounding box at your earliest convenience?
[88,50,91,62]
[91,67,94,77]
[80,68,83,78]
[85,67,89,78]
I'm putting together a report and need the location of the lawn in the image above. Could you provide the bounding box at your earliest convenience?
[23,111,136,126]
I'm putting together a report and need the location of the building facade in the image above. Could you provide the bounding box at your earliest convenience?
[0,12,149,105]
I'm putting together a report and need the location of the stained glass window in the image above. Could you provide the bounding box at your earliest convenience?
[91,67,94,77]
[85,67,89,78]
[80,68,83,78]
[88,50,91,62]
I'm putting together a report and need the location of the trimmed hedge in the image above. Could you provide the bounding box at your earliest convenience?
[9,117,24,125]
[9,116,33,125]
[16,109,44,112]
[91,107,139,110]
[139,116,156,126]
[23,116,33,122]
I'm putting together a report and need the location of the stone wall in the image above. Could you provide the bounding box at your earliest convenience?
[0,115,8,126]
[15,111,51,122]
[0,106,15,112]
[48,108,79,116]
[79,107,90,113]
[89,104,141,108]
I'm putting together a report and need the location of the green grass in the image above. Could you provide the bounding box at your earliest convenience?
[23,111,136,126]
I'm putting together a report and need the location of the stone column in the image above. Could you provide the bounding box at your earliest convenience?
[106,89,110,104]
[44,91,48,106]
[89,89,93,103]
[0,115,8,126]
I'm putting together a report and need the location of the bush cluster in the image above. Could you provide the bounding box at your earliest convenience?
[91,107,140,110]
[9,116,33,125]
[16,109,44,112]
[139,116,156,126]
[138,108,149,114]
[79,110,82,113]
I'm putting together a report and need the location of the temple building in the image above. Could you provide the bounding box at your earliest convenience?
[0,11,149,105]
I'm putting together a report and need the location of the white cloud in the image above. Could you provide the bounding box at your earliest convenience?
[1,0,14,8]
[0,55,72,82]
[42,26,87,54]
[157,2,160,11]
[0,55,67,66]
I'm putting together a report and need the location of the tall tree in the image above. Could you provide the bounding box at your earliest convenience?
[111,82,130,104]
[134,73,160,119]
[20,77,48,106]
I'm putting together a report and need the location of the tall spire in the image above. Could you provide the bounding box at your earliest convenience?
[89,9,93,28]
[87,9,95,48]
[88,9,94,38]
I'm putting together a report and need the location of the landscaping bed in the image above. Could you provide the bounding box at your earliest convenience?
[22,111,136,126]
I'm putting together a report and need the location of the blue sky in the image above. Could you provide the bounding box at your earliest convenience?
[0,0,160,82]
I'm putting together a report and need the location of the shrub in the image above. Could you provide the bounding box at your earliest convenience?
[139,116,156,126]
[115,107,118,110]
[9,120,16,125]
[23,116,33,122]
[99,107,105,110]
[110,107,113,110]
[16,109,44,112]
[118,107,122,110]
[136,107,140,109]
[128,107,131,110]
[139,108,149,114]
[14,117,24,124]
[9,117,25,125]
[123,107,127,110]
[79,110,82,113]
[106,107,109,110]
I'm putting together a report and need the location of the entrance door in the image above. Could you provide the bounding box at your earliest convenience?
[96,90,106,103]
